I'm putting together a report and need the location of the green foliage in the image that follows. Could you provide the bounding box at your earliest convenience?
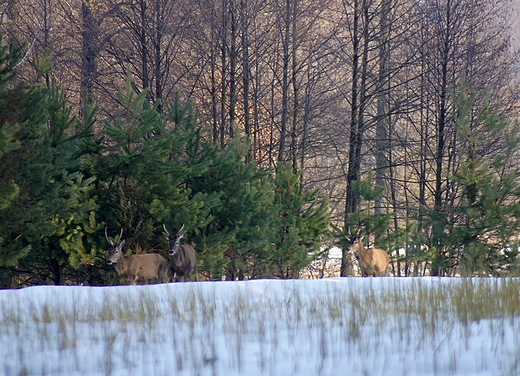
[0,40,102,285]
[421,89,520,276]
[0,48,331,286]
[95,80,221,264]
[451,92,520,276]
[96,88,330,281]
[272,163,330,278]
[187,139,277,279]
[343,171,396,249]
[0,39,49,269]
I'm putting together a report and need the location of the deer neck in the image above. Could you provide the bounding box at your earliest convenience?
[171,245,183,265]
[116,254,130,274]
[358,242,373,261]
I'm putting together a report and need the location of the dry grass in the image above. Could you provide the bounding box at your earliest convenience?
[1,278,519,375]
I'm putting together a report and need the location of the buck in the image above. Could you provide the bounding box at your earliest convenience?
[163,224,197,282]
[348,235,390,277]
[106,228,169,285]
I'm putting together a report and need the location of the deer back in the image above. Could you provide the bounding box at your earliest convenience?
[126,253,169,282]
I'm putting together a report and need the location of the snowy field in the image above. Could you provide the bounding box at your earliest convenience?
[1,277,519,376]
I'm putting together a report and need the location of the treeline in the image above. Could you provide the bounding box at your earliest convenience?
[0,43,329,287]
[2,0,520,279]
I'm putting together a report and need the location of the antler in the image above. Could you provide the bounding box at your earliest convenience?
[345,226,354,243]
[162,223,170,236]
[345,226,365,244]
[105,226,114,245]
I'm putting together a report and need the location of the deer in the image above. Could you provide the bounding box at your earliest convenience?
[162,224,198,282]
[106,228,169,285]
[348,234,390,277]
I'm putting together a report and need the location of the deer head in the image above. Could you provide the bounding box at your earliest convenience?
[163,224,186,256]
[106,227,125,264]
[345,227,364,246]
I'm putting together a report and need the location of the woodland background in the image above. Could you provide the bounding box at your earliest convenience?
[2,0,520,287]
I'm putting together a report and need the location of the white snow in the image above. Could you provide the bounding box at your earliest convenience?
[1,277,519,376]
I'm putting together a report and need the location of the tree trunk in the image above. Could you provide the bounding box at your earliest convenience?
[341,0,362,277]
[229,0,237,139]
[431,0,452,276]
[240,0,251,160]
[80,0,99,109]
[278,0,291,163]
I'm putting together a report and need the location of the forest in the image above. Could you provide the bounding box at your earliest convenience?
[1,0,520,286]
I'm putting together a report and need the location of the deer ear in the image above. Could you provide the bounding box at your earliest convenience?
[120,239,126,248]
[162,232,169,240]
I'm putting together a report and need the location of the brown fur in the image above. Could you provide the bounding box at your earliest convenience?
[163,224,198,282]
[349,237,390,277]
[108,239,169,285]
[169,244,197,282]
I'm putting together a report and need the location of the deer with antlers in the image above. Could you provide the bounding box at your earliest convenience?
[163,224,198,282]
[348,233,390,277]
[106,228,169,285]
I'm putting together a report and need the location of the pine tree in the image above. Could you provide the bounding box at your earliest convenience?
[447,91,520,276]
[187,138,278,280]
[1,64,333,284]
[0,38,35,271]
[418,89,520,276]
[0,37,101,285]
[272,163,330,278]
[96,82,210,263]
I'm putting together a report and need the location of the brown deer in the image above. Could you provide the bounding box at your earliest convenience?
[163,224,197,282]
[106,228,169,285]
[348,235,390,277]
